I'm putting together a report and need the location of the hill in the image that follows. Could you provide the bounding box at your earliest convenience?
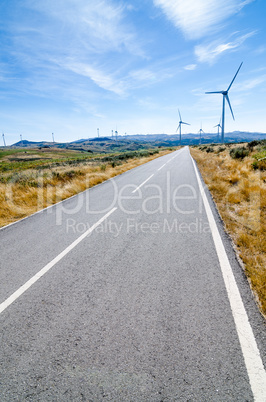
[6,131,266,153]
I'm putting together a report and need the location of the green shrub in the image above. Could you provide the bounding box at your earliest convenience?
[229,147,249,159]
[252,159,266,171]
[217,147,226,153]
[248,140,259,150]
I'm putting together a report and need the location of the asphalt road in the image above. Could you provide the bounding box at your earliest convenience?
[0,147,266,401]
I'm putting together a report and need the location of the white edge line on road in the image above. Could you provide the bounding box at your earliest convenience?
[0,207,117,315]
[191,155,266,401]
[132,174,154,193]
[157,163,166,171]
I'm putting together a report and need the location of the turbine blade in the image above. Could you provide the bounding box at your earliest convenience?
[225,94,235,120]
[176,124,180,132]
[214,124,218,128]
[227,62,243,92]
[178,109,182,121]
[182,122,190,126]
[205,91,223,94]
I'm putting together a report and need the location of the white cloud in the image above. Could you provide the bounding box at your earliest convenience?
[2,0,147,99]
[63,61,125,95]
[195,32,255,63]
[253,46,266,55]
[184,64,197,71]
[129,69,157,82]
[25,0,142,56]
[153,0,254,39]
[236,76,266,91]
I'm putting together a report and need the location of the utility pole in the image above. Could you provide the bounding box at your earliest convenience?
[2,133,6,147]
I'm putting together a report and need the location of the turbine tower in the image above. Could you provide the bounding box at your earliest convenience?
[2,133,6,147]
[198,123,204,145]
[176,109,190,145]
[52,132,55,143]
[205,62,243,143]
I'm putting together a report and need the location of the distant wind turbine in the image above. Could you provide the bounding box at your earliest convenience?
[205,62,243,143]
[2,133,6,147]
[198,123,205,145]
[214,119,222,142]
[176,109,190,145]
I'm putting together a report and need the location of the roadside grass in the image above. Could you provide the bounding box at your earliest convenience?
[0,147,174,228]
[190,142,266,316]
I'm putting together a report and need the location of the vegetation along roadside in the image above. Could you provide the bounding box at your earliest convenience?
[0,147,174,228]
[190,140,266,317]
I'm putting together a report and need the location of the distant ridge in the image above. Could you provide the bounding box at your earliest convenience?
[6,131,266,151]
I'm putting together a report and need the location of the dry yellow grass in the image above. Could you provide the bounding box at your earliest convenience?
[0,149,172,228]
[190,146,266,316]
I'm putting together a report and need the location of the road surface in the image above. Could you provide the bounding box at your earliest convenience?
[0,147,266,401]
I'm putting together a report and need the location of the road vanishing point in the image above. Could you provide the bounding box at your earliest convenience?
[0,147,266,401]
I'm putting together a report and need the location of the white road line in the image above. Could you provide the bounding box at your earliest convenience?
[132,174,154,193]
[0,207,117,314]
[157,163,166,171]
[191,156,266,401]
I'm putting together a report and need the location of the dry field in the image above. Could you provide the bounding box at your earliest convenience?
[191,142,266,316]
[0,147,173,228]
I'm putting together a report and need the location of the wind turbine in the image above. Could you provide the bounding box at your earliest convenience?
[205,62,243,143]
[214,119,222,142]
[198,123,205,145]
[2,133,6,147]
[176,109,190,145]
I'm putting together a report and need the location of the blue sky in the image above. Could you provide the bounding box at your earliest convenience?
[0,0,266,144]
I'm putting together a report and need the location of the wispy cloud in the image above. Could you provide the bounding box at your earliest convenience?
[195,31,256,63]
[62,61,126,96]
[1,0,146,100]
[153,0,255,39]
[24,0,143,56]
[184,64,197,71]
[235,75,266,91]
[128,67,173,84]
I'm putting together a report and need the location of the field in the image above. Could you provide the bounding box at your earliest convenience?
[1,142,265,315]
[0,147,174,228]
[190,141,266,316]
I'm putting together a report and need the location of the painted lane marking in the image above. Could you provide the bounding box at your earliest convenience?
[132,148,185,192]
[157,163,167,171]
[0,207,117,314]
[132,174,154,194]
[191,155,266,401]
